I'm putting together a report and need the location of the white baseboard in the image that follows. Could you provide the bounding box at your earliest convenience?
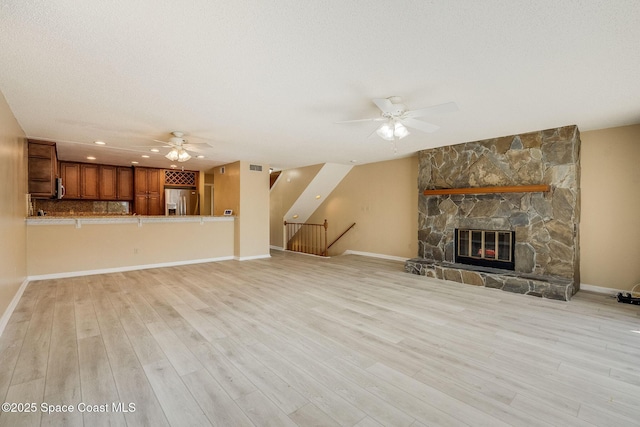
[27,256,235,281]
[0,278,30,338]
[342,250,408,262]
[234,254,272,261]
[269,245,284,251]
[579,282,626,295]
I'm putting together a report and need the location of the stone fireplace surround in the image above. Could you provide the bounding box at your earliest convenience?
[405,125,580,301]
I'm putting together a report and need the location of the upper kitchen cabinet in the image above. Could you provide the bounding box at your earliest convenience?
[81,164,99,199]
[99,165,133,200]
[59,162,81,198]
[99,165,117,200]
[116,167,133,200]
[59,162,98,199]
[59,162,133,201]
[28,140,58,198]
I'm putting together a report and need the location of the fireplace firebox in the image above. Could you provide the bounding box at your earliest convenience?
[454,229,515,270]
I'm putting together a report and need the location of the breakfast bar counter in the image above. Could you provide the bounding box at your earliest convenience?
[26,216,236,279]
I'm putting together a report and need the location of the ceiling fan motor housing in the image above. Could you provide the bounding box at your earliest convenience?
[382,97,407,118]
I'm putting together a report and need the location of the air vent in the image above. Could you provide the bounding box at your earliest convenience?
[250,164,263,171]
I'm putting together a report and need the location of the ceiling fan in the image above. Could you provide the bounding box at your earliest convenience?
[152,131,212,162]
[337,97,458,141]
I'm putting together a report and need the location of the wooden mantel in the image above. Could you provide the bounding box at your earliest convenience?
[423,184,550,196]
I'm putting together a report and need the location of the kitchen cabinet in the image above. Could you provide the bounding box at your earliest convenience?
[28,140,58,198]
[116,167,133,200]
[134,167,163,215]
[81,164,99,199]
[99,165,117,200]
[59,162,99,199]
[59,162,81,199]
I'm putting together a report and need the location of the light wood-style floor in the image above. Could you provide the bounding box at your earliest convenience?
[1,251,639,426]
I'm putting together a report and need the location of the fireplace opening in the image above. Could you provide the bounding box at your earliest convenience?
[455,229,515,270]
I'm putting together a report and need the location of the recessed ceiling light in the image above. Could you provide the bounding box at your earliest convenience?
[131,161,139,164]
[86,156,96,160]
[150,148,160,153]
[170,164,177,168]
[293,214,299,219]
[315,195,321,199]
[350,160,358,163]
[196,155,205,159]
[141,155,150,158]
[94,141,106,145]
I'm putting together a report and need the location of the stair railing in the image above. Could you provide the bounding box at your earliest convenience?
[284,219,328,256]
[327,222,356,251]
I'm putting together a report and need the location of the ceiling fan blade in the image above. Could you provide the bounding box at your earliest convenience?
[372,98,395,114]
[182,145,208,154]
[336,117,386,124]
[400,118,440,133]
[405,101,458,118]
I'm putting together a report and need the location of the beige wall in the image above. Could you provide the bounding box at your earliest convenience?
[212,160,270,259]
[581,124,640,291]
[269,163,323,248]
[27,220,234,277]
[307,156,419,258]
[0,92,28,318]
[237,161,270,259]
[213,161,240,216]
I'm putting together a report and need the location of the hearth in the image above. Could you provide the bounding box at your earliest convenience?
[455,228,515,270]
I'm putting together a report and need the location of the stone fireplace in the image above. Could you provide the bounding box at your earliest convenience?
[405,125,580,300]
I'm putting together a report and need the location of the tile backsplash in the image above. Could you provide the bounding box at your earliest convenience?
[33,200,130,216]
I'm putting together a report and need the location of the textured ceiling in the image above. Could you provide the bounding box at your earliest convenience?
[1,1,639,172]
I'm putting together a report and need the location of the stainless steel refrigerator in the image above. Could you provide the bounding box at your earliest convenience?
[165,188,199,215]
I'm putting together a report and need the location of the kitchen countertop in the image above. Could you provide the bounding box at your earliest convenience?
[26,215,234,226]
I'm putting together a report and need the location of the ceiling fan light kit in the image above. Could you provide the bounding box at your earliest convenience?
[393,122,409,139]
[376,122,394,141]
[165,147,192,162]
[375,120,409,141]
[177,149,191,162]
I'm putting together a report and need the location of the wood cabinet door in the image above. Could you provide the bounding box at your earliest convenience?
[134,194,148,215]
[99,166,117,200]
[81,164,100,199]
[132,167,163,214]
[28,141,57,198]
[134,167,148,195]
[117,167,133,200]
[60,162,81,199]
[147,194,163,216]
[147,168,161,195]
